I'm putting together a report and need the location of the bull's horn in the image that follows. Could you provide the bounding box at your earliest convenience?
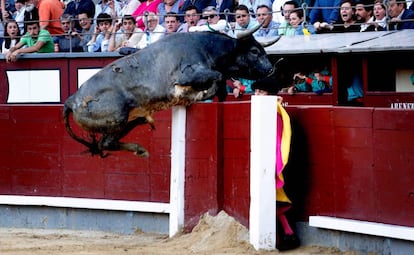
[236,21,263,39]
[260,36,281,47]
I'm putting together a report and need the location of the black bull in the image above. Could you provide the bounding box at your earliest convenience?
[63,29,279,157]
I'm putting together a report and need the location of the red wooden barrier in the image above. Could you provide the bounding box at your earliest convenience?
[1,103,413,231]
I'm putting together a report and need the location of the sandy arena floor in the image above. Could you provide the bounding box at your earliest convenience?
[0,211,357,255]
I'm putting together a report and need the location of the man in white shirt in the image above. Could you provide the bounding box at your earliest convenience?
[137,12,165,49]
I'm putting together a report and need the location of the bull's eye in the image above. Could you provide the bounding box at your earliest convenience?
[112,65,123,73]
[250,47,260,56]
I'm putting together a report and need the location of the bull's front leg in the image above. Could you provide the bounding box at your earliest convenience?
[201,82,219,100]
[178,64,222,91]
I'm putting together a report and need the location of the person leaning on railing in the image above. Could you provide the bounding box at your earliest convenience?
[5,19,54,62]
[387,0,414,30]
[2,19,21,54]
[310,0,341,33]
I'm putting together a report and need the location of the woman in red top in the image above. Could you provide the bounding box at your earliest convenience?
[131,0,162,30]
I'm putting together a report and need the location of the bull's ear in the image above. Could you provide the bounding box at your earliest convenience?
[236,22,263,39]
[259,36,281,47]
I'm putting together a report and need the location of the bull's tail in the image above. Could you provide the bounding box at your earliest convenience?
[63,104,103,156]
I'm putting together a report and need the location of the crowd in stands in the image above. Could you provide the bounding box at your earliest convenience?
[1,0,414,56]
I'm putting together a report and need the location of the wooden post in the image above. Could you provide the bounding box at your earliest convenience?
[249,95,277,250]
[169,106,186,237]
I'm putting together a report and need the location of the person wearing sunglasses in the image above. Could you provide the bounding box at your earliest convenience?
[188,6,228,32]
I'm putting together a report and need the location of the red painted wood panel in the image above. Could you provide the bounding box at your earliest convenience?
[0,105,171,202]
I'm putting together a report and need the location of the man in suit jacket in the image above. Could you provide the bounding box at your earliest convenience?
[387,0,414,30]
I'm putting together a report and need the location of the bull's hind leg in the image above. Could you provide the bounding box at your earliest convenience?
[99,117,152,157]
[100,134,149,157]
[120,142,149,157]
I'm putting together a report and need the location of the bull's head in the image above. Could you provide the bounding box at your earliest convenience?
[230,23,280,80]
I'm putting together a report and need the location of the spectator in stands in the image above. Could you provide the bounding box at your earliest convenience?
[164,11,180,34]
[178,0,213,22]
[278,0,299,35]
[157,0,183,26]
[227,77,255,98]
[87,12,112,52]
[131,0,162,30]
[355,0,373,32]
[365,0,387,31]
[53,14,83,52]
[1,0,17,22]
[287,8,315,35]
[238,0,271,22]
[177,5,205,32]
[94,0,122,20]
[120,0,140,16]
[189,6,227,32]
[108,14,143,51]
[231,4,259,37]
[322,0,360,33]
[336,0,360,32]
[77,11,95,51]
[287,68,332,94]
[5,19,54,62]
[13,0,25,34]
[272,0,288,24]
[310,0,341,33]
[215,0,234,21]
[2,19,21,53]
[23,0,38,34]
[63,0,95,32]
[136,11,165,49]
[34,0,65,36]
[387,0,414,30]
[255,4,279,37]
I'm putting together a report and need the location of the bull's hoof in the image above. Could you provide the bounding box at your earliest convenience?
[135,149,149,157]
[132,144,149,157]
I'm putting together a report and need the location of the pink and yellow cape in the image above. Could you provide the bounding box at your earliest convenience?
[275,102,292,204]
